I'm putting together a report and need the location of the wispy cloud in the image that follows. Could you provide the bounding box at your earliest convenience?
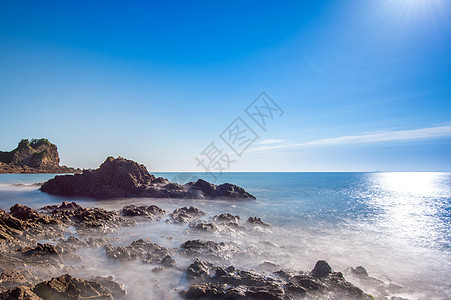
[258,139,286,145]
[250,124,451,152]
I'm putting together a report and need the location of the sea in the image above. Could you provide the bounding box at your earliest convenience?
[0,172,450,299]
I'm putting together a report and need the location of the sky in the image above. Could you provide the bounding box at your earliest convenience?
[1,0,451,172]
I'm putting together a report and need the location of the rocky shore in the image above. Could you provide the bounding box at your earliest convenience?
[0,200,397,299]
[0,139,80,174]
[40,156,255,200]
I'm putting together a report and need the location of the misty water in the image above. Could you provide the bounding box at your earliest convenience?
[1,172,450,299]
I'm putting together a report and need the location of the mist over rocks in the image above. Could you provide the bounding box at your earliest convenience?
[0,199,405,299]
[40,156,256,200]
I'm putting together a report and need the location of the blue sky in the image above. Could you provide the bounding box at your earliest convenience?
[1,0,451,171]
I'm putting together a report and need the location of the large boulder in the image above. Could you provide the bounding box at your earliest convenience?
[41,157,255,200]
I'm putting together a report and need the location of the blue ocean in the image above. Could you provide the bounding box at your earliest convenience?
[1,172,450,299]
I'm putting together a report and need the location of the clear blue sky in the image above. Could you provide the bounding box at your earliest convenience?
[1,0,450,171]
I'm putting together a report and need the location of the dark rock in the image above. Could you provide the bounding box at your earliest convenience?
[349,266,369,277]
[0,269,28,291]
[0,285,41,300]
[246,217,270,227]
[40,156,255,200]
[186,259,214,281]
[311,260,332,278]
[170,206,206,224]
[32,274,125,299]
[121,205,165,219]
[180,240,239,260]
[105,239,172,265]
[213,213,240,224]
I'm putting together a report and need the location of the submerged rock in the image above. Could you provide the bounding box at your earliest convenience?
[170,206,206,224]
[105,239,174,266]
[40,156,255,200]
[246,217,270,227]
[120,205,165,219]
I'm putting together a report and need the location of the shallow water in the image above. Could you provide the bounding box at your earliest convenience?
[1,172,450,299]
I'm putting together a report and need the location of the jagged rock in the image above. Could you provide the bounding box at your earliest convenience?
[311,260,332,278]
[246,217,270,227]
[170,206,206,224]
[349,266,369,277]
[120,205,165,219]
[0,138,79,174]
[105,239,173,266]
[0,269,29,290]
[40,156,255,200]
[213,213,240,224]
[180,240,239,260]
[41,202,134,231]
[32,274,125,299]
[181,260,373,300]
[0,285,41,300]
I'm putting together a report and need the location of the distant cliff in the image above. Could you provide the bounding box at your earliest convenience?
[0,139,80,173]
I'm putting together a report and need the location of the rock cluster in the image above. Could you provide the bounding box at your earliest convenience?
[181,259,373,300]
[0,138,80,174]
[40,156,256,200]
[0,274,125,299]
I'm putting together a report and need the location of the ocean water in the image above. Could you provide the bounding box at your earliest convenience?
[1,172,450,299]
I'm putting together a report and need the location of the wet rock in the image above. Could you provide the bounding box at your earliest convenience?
[32,274,125,299]
[21,243,63,265]
[120,205,165,219]
[183,260,285,300]
[311,260,332,278]
[349,266,369,277]
[42,202,135,232]
[189,222,218,232]
[0,209,26,240]
[170,206,206,224]
[40,156,255,200]
[180,240,239,260]
[0,285,41,300]
[186,259,214,281]
[105,239,173,266]
[10,205,61,227]
[91,276,126,298]
[213,213,240,224]
[0,268,29,290]
[246,217,270,227]
[182,260,372,300]
[160,255,176,267]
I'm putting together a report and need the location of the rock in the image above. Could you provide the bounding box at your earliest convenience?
[0,269,29,290]
[311,260,332,278]
[180,240,239,260]
[32,274,125,299]
[0,285,41,300]
[105,239,173,266]
[246,217,270,227]
[41,202,134,231]
[40,156,255,200]
[120,205,165,219]
[349,266,369,277]
[181,260,373,300]
[170,206,206,224]
[213,213,240,224]
[0,138,79,174]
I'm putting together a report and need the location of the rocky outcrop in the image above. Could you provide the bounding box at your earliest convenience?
[28,274,124,299]
[0,139,80,174]
[40,156,256,200]
[181,260,373,300]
